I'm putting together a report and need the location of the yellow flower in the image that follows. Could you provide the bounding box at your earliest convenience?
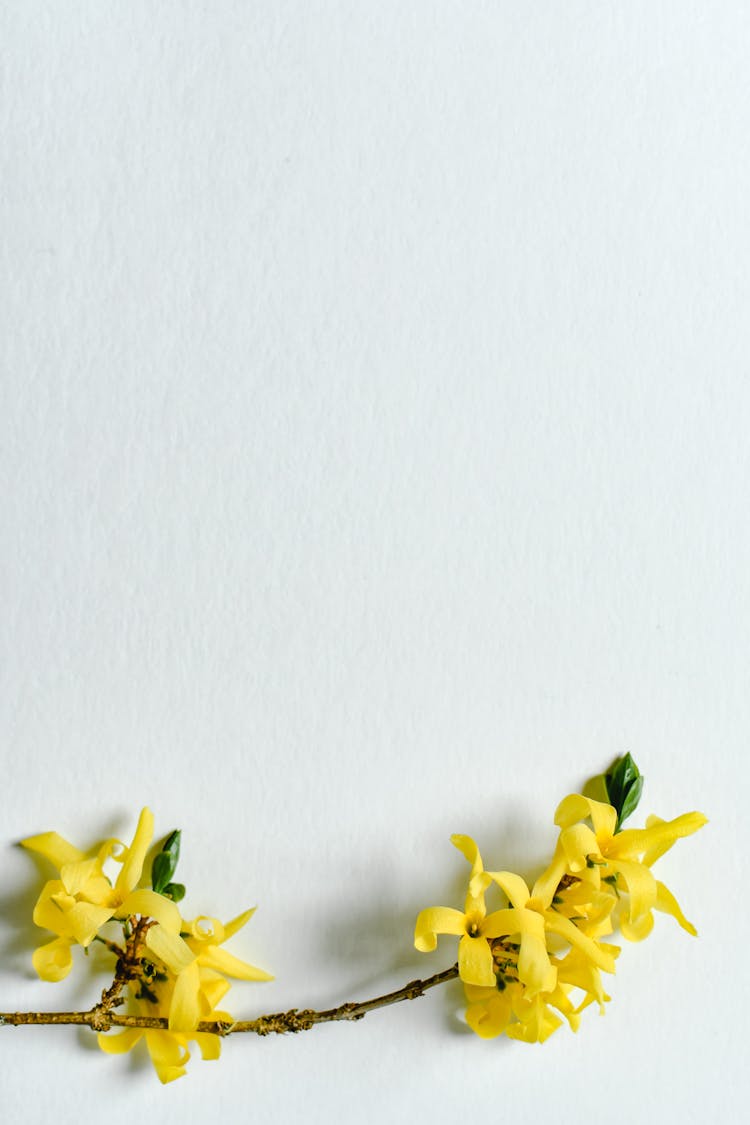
[415,835,525,986]
[22,808,181,979]
[542,795,707,937]
[97,989,227,1084]
[464,978,576,1043]
[99,909,273,1081]
[143,908,273,1032]
[472,869,617,997]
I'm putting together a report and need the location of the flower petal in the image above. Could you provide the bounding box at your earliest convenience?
[609,857,657,923]
[654,879,697,936]
[610,812,707,862]
[33,881,75,938]
[620,911,655,942]
[414,907,466,952]
[485,871,530,911]
[482,908,520,939]
[458,933,495,986]
[146,925,196,975]
[20,831,86,869]
[169,960,203,1032]
[32,936,74,981]
[114,807,154,896]
[554,795,617,838]
[221,908,256,941]
[530,846,568,907]
[543,911,617,973]
[145,1030,190,1084]
[66,901,115,946]
[193,1032,222,1061]
[197,945,273,981]
[518,932,557,996]
[97,1027,143,1055]
[119,889,181,933]
[465,990,514,1039]
[560,823,601,872]
[199,967,232,1009]
[60,859,101,897]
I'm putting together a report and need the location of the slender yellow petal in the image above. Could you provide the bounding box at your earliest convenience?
[458,933,495,986]
[530,846,568,907]
[555,795,617,838]
[609,857,657,923]
[414,907,466,952]
[97,1027,143,1054]
[118,889,181,933]
[654,880,697,936]
[32,937,74,981]
[560,823,601,871]
[146,925,196,975]
[486,871,531,911]
[197,946,273,981]
[221,908,256,941]
[169,961,203,1032]
[620,911,655,942]
[450,834,484,882]
[609,811,707,861]
[517,931,557,996]
[199,968,232,1010]
[114,807,154,896]
[194,1033,222,1061]
[20,831,86,869]
[543,911,617,973]
[145,1030,190,1084]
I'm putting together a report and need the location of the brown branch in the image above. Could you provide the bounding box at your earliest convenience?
[0,964,459,1036]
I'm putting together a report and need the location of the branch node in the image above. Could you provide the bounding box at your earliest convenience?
[89,1007,111,1033]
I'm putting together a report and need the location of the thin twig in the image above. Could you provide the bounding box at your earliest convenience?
[0,964,459,1036]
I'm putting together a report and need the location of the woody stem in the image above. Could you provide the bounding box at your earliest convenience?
[0,964,460,1035]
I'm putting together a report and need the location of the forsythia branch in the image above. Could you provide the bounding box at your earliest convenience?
[0,963,459,1036]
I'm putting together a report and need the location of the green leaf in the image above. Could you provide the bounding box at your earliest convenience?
[163,882,185,903]
[151,829,181,895]
[604,753,644,831]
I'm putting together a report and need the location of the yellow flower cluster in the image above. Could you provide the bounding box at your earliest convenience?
[22,808,272,1083]
[415,790,706,1043]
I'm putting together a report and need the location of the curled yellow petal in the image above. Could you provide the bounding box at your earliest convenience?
[145,1030,190,1084]
[555,795,617,839]
[97,1027,143,1055]
[414,906,466,952]
[194,1033,222,1061]
[609,857,657,924]
[485,871,530,911]
[32,936,74,981]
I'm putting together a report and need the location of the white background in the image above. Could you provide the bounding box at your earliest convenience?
[1,3,748,1122]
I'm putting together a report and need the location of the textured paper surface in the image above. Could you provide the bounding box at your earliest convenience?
[1,3,748,1121]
